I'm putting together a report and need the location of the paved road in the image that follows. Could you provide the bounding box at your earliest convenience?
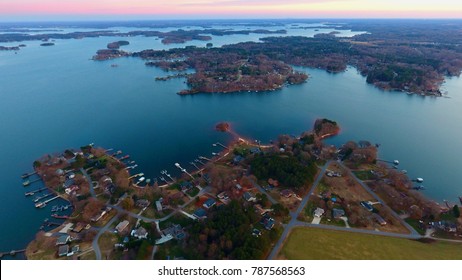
[81,168,96,198]
[338,161,420,236]
[92,213,119,260]
[250,178,278,205]
[267,160,424,260]
[267,161,332,260]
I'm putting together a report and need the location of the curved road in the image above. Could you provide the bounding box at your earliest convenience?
[267,160,422,260]
[267,161,332,260]
[82,168,210,259]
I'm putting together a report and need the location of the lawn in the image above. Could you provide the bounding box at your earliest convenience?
[279,227,462,260]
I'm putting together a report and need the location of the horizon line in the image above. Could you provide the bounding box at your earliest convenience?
[1,17,462,23]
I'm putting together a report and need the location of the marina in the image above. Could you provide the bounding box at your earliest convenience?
[34,196,59,208]
[24,187,47,196]
[21,171,37,179]
[22,178,41,187]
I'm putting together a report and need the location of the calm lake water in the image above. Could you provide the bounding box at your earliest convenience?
[0,23,461,255]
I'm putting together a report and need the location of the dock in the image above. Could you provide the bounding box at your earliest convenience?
[33,193,53,203]
[22,177,41,187]
[0,249,26,259]
[35,195,59,208]
[25,187,47,196]
[198,156,211,162]
[213,142,229,150]
[21,171,37,179]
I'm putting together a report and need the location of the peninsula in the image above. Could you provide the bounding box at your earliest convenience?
[23,119,461,260]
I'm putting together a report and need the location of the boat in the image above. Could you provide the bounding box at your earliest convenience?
[51,214,69,219]
[51,206,58,212]
[412,185,426,191]
[35,202,45,208]
[25,192,34,196]
[415,178,424,183]
[393,160,400,165]
[22,180,30,186]
[138,177,145,183]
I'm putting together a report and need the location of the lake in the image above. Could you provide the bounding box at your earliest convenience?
[0,23,461,255]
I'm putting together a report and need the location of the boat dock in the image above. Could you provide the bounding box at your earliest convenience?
[21,171,37,179]
[24,187,47,196]
[198,156,211,161]
[35,196,59,208]
[0,249,26,259]
[213,142,229,150]
[22,177,41,187]
[33,193,53,203]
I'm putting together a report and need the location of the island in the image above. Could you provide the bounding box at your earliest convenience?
[107,40,130,49]
[91,21,462,96]
[0,28,286,45]
[23,119,461,260]
[0,45,20,51]
[40,42,55,47]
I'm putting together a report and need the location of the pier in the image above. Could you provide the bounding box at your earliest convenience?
[22,177,41,187]
[35,195,59,208]
[24,187,47,196]
[190,161,201,171]
[33,193,52,203]
[175,163,194,179]
[21,171,37,179]
[198,156,211,161]
[128,173,144,180]
[0,249,26,259]
[213,142,229,150]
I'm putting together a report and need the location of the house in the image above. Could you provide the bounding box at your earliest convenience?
[243,192,256,202]
[193,208,207,219]
[332,208,345,219]
[280,189,293,198]
[71,245,80,254]
[250,147,261,154]
[268,178,279,188]
[260,216,275,230]
[104,183,116,194]
[136,199,150,208]
[314,208,325,218]
[65,185,79,195]
[180,181,193,192]
[235,184,242,190]
[58,245,69,257]
[90,210,107,222]
[233,155,243,164]
[63,179,75,189]
[217,192,229,200]
[203,198,216,209]
[163,224,185,240]
[72,222,86,233]
[373,214,387,226]
[155,200,163,212]
[254,204,269,216]
[56,234,70,246]
[115,220,129,233]
[252,228,262,237]
[131,227,148,239]
[360,201,374,212]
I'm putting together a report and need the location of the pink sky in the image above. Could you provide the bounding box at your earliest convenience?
[1,0,461,20]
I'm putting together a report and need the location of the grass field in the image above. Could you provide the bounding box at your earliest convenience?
[279,227,462,260]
